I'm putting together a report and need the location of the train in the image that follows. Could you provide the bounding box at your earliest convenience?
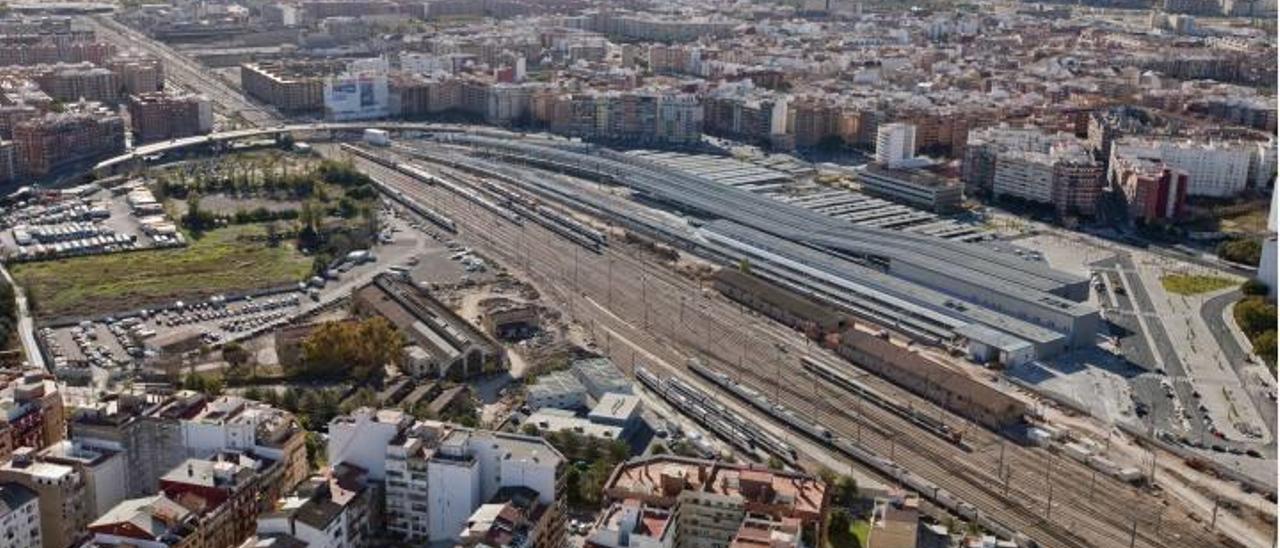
[341,145,458,232]
[636,365,796,464]
[683,358,1027,546]
[800,356,965,447]
[343,143,524,226]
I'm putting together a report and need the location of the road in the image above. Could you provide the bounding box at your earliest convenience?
[84,15,282,127]
[1202,289,1278,456]
[0,264,43,371]
[332,145,1261,548]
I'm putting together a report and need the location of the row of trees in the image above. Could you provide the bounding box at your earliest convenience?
[0,278,17,351]
[1235,295,1277,368]
[1218,238,1262,265]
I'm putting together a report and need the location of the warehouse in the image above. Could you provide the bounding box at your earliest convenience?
[834,329,1029,430]
[353,275,503,380]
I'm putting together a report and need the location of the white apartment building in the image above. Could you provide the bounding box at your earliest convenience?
[1110,138,1253,197]
[0,483,40,548]
[993,150,1055,203]
[875,122,917,167]
[330,409,563,545]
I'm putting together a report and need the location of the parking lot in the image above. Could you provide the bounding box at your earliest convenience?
[0,181,184,262]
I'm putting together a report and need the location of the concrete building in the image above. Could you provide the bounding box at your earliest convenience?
[127,91,213,143]
[0,483,39,548]
[34,440,125,521]
[327,409,565,545]
[525,392,643,443]
[875,122,917,167]
[526,371,587,411]
[12,102,124,178]
[1110,138,1253,197]
[0,39,114,67]
[591,456,826,548]
[255,465,372,548]
[324,58,390,122]
[857,164,963,213]
[702,85,789,149]
[0,448,88,548]
[159,454,277,548]
[570,358,631,402]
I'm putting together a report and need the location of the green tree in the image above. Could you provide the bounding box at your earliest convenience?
[1234,297,1277,337]
[1218,239,1262,265]
[521,423,540,436]
[1252,330,1276,368]
[826,508,855,548]
[1241,279,1270,296]
[297,318,404,382]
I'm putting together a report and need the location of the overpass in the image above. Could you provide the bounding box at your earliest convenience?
[93,122,547,174]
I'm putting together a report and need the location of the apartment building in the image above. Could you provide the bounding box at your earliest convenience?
[327,408,565,545]
[457,486,559,548]
[30,63,119,103]
[0,40,114,67]
[702,88,789,149]
[34,440,125,521]
[255,464,372,548]
[550,91,702,146]
[875,122,917,167]
[106,54,165,96]
[964,126,1103,216]
[241,61,343,112]
[127,91,213,143]
[12,103,125,178]
[159,455,277,548]
[1110,137,1253,197]
[1111,156,1189,222]
[0,448,89,548]
[70,391,307,499]
[0,483,40,548]
[0,372,65,464]
[589,456,827,548]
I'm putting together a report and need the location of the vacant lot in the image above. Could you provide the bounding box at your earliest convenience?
[14,224,311,320]
[1160,273,1236,296]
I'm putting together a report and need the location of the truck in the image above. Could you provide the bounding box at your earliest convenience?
[363,129,390,147]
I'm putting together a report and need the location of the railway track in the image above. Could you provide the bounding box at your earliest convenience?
[337,147,1241,548]
[86,16,281,127]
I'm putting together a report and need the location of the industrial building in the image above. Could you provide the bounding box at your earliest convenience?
[435,134,1096,359]
[353,275,504,380]
[856,163,964,213]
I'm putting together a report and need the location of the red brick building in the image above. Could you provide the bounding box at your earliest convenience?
[12,103,125,177]
[127,91,212,143]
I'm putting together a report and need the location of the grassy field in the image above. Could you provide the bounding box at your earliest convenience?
[13,224,311,320]
[1161,274,1237,296]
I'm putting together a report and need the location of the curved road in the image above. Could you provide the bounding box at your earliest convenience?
[1202,289,1277,454]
